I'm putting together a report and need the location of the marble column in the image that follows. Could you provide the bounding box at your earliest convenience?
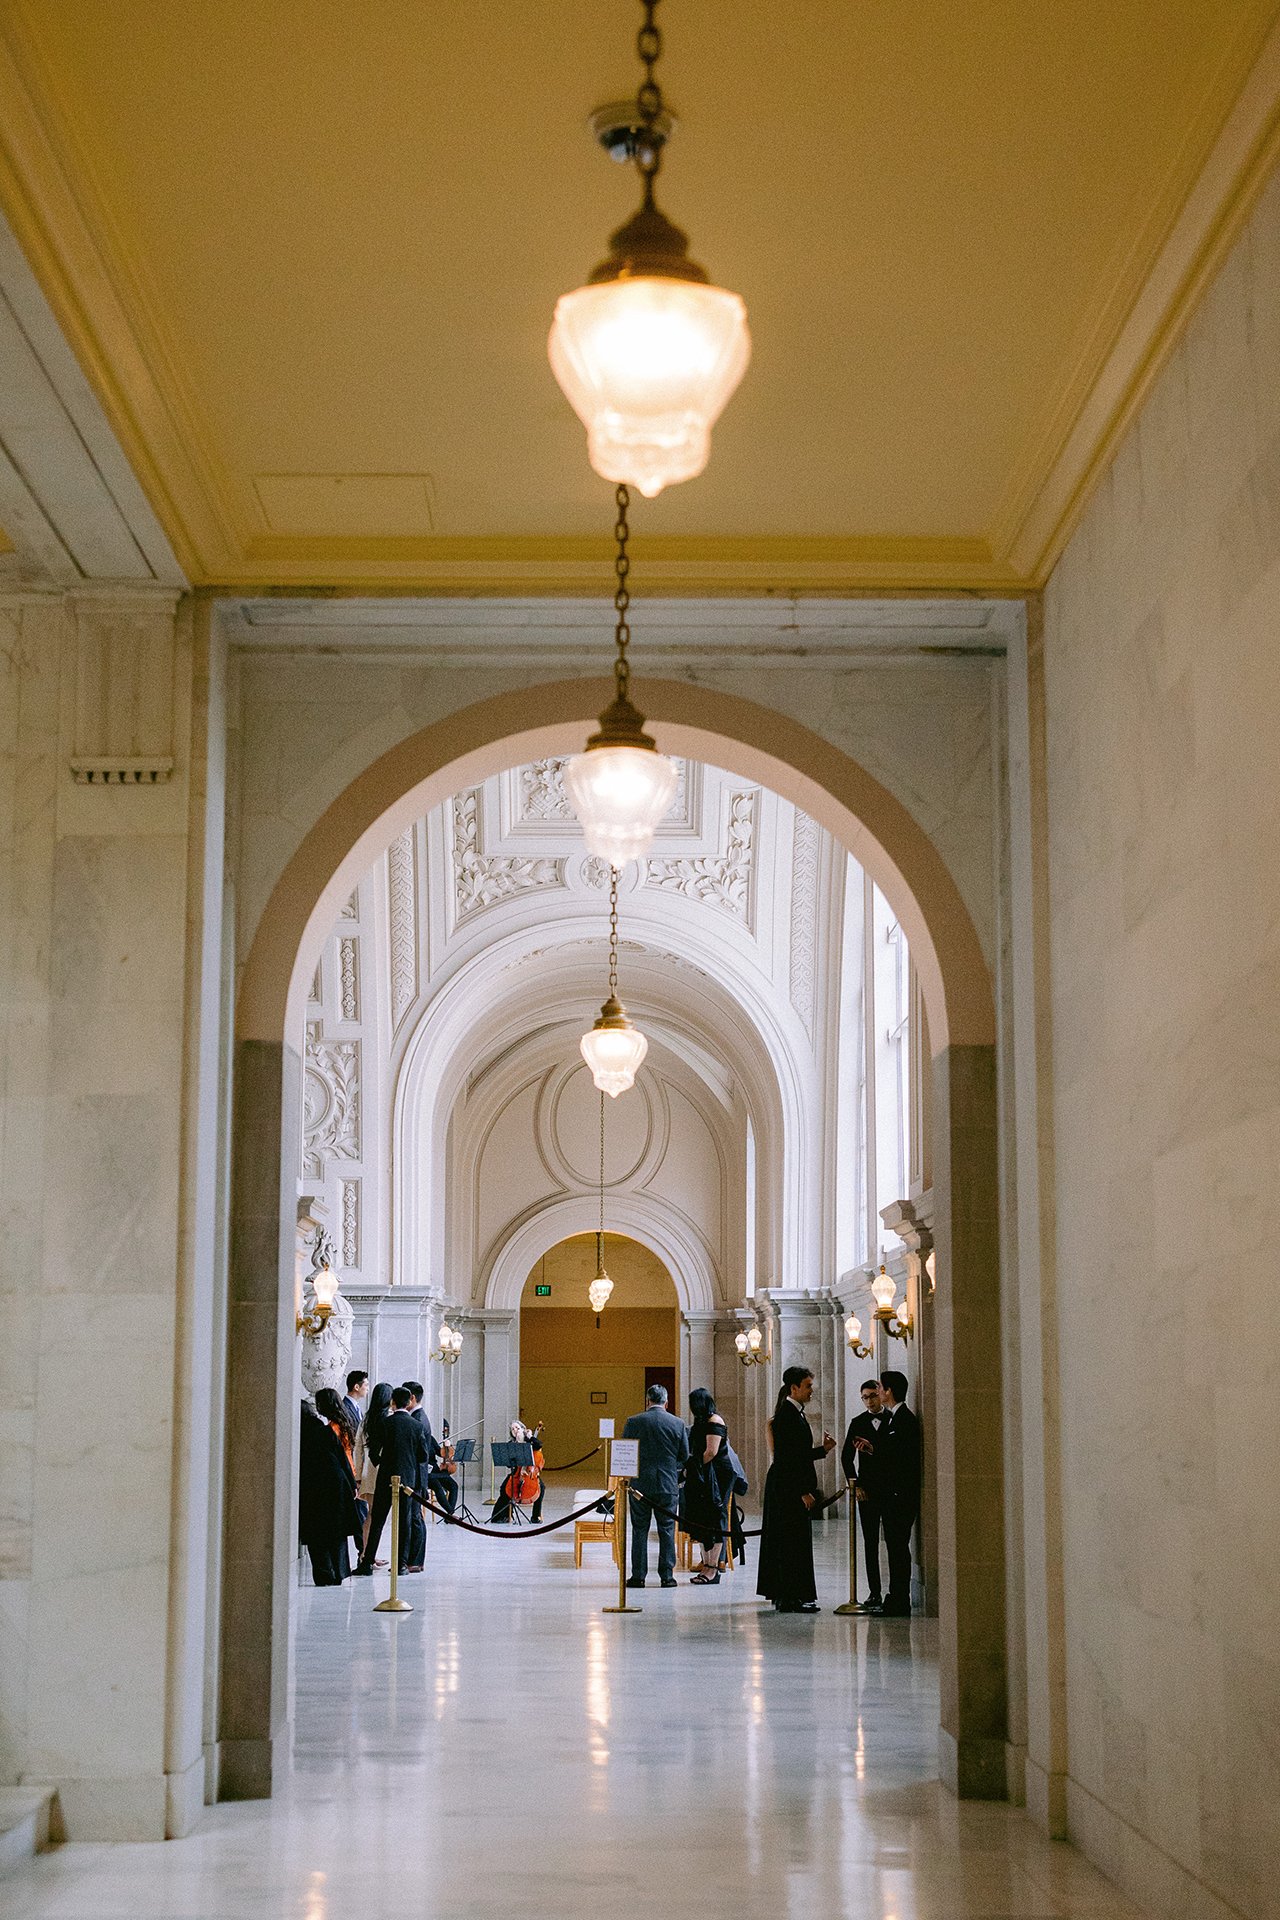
[681,1310,719,1405]
[761,1291,841,1498]
[932,1045,1007,1800]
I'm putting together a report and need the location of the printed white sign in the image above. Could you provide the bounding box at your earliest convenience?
[609,1437,640,1479]
[598,1417,615,1438]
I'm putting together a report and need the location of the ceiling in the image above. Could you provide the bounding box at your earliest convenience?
[1,1,1278,594]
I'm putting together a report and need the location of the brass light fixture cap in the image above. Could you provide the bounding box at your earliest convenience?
[588,199,710,286]
[589,99,676,164]
[593,993,635,1031]
[585,692,662,752]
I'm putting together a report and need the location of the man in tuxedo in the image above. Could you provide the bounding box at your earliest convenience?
[353,1386,429,1576]
[840,1377,889,1608]
[870,1369,921,1616]
[343,1369,368,1431]
[404,1379,459,1520]
[621,1384,690,1589]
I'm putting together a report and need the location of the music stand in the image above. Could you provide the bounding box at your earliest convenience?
[490,1440,535,1523]
[452,1437,479,1524]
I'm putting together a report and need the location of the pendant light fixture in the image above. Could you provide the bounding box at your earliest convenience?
[564,485,678,866]
[548,0,750,497]
[589,1090,615,1317]
[580,864,648,1097]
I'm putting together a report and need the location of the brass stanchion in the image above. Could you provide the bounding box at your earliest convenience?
[834,1479,867,1615]
[602,1477,641,1614]
[373,1474,413,1614]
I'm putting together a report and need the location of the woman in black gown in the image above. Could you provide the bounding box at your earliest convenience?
[298,1399,360,1585]
[756,1366,835,1612]
[680,1387,732,1582]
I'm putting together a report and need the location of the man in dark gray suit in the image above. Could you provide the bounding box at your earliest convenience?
[622,1384,690,1588]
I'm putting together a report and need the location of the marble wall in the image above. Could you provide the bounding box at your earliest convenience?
[0,590,216,1838]
[1043,163,1280,1920]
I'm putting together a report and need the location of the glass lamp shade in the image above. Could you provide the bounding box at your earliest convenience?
[564,744,679,866]
[734,1331,749,1353]
[747,1325,763,1352]
[549,276,750,496]
[580,1001,648,1097]
[439,1322,453,1347]
[871,1266,896,1313]
[588,1272,615,1314]
[450,1328,464,1352]
[845,1314,862,1344]
[311,1265,339,1311]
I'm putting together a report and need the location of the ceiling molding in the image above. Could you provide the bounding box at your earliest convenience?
[998,9,1280,585]
[1,7,1278,596]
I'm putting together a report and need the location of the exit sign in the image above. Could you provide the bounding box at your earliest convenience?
[535,1283,552,1297]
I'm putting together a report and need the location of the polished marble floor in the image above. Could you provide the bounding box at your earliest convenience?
[7,1501,1151,1919]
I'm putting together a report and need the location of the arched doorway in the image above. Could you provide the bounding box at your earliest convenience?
[520,1235,679,1489]
[221,680,1003,1806]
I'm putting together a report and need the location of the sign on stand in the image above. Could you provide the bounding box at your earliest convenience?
[607,1437,639,1479]
[598,1417,615,1438]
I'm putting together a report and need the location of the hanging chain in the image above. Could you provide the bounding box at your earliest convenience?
[612,483,631,704]
[635,0,664,198]
[608,865,620,995]
[598,1087,606,1259]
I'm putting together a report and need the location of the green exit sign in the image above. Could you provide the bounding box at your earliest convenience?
[535,1284,552,1297]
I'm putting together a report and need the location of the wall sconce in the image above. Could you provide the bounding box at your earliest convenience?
[734,1322,768,1367]
[844,1312,873,1359]
[296,1259,340,1338]
[871,1264,913,1342]
[925,1249,937,1296]
[431,1323,464,1364]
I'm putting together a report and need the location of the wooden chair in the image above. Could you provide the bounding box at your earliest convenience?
[573,1485,619,1568]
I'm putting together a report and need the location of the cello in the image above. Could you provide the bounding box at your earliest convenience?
[505,1420,544,1507]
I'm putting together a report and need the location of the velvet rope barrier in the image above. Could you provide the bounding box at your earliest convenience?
[410,1487,614,1539]
[539,1442,604,1473]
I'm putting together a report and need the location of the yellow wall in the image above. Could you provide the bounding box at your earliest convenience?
[519,1236,678,1483]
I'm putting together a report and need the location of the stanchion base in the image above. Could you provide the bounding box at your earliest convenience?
[602,1605,642,1614]
[373,1598,414,1613]
[833,1601,869,1615]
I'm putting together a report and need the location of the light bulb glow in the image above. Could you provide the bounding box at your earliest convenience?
[747,1325,763,1351]
[311,1266,339,1310]
[845,1314,862,1343]
[564,745,678,866]
[588,1272,614,1314]
[549,276,750,496]
[734,1331,748,1353]
[580,1018,648,1098]
[871,1267,896,1312]
[439,1323,453,1345]
[449,1328,463,1352]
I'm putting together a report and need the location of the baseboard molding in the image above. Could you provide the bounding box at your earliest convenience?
[938,1726,1009,1801]
[164,1752,205,1838]
[214,1736,273,1802]
[21,1771,165,1841]
[1024,1755,1067,1838]
[1067,1777,1250,1920]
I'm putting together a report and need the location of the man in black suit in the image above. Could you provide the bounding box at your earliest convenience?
[621,1384,690,1588]
[343,1369,368,1432]
[870,1369,921,1615]
[404,1380,459,1522]
[352,1386,429,1575]
[840,1376,890,1608]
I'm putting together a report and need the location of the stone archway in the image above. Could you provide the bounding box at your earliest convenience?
[220,677,1003,1806]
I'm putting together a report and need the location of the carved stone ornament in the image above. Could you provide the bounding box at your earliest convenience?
[519,756,689,826]
[339,936,359,1021]
[387,827,418,1030]
[646,791,756,920]
[453,787,564,922]
[303,1023,361,1177]
[789,810,821,1037]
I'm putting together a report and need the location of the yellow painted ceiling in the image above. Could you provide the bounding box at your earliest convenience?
[1,1,1277,591]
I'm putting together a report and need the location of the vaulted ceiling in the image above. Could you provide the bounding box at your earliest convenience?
[1,1,1278,593]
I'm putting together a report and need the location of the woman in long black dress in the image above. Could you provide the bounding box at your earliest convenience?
[298,1398,360,1585]
[756,1366,835,1612]
[680,1387,733,1582]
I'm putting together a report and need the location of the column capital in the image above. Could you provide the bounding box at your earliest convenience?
[880,1191,935,1256]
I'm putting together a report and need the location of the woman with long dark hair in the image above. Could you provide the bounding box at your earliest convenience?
[298,1399,360,1585]
[680,1387,733,1583]
[756,1366,835,1612]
